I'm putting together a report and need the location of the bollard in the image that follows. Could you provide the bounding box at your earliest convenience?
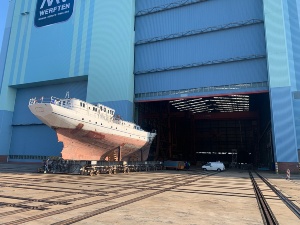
[275,162,278,174]
[286,168,290,180]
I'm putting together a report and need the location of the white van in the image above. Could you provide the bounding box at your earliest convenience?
[202,162,225,171]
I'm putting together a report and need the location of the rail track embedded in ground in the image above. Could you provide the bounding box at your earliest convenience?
[255,171,300,220]
[250,171,300,225]
[249,171,279,225]
[0,169,218,225]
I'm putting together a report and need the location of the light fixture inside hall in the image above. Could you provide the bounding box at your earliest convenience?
[169,95,250,114]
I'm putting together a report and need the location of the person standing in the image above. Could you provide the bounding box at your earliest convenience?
[44,158,50,173]
[185,161,190,170]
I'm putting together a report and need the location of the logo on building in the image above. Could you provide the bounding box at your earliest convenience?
[34,0,74,27]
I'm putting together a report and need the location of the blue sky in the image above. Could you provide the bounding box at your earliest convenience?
[0,0,9,52]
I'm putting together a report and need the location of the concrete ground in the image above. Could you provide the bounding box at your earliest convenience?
[0,163,299,225]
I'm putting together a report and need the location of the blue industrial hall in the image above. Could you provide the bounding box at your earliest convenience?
[0,0,299,173]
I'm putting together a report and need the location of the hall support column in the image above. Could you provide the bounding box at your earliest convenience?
[263,0,299,173]
[167,103,172,158]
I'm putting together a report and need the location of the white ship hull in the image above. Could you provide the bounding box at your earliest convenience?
[28,97,156,161]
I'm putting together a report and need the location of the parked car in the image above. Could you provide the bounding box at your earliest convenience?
[202,161,225,171]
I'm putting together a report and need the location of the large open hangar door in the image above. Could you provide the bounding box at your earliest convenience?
[137,93,272,168]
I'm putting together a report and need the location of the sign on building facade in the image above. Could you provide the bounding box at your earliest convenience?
[34,0,74,27]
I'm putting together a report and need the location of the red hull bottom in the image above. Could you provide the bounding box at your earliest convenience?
[56,127,151,161]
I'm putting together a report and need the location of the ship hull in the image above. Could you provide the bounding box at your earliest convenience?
[28,103,153,161]
[57,128,151,161]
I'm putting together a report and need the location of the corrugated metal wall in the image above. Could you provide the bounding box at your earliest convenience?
[134,0,268,101]
[1,0,135,118]
[0,0,136,159]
